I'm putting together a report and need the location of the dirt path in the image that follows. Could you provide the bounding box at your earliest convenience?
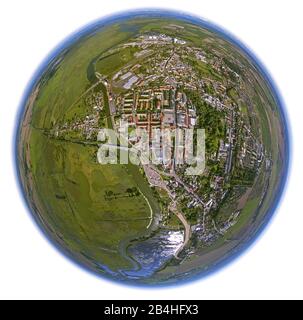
[67,76,104,112]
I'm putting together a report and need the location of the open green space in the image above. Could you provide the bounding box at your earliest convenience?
[18,15,288,284]
[28,128,152,270]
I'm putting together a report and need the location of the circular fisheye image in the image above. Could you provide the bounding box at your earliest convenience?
[16,10,289,286]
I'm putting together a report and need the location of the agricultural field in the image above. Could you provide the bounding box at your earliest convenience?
[17,12,289,285]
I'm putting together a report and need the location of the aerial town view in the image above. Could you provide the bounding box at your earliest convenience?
[17,11,289,285]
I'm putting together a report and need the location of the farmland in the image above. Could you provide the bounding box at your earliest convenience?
[17,13,288,284]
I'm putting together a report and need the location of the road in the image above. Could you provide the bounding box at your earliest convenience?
[99,76,194,257]
[67,76,104,111]
[149,164,206,207]
[169,201,192,259]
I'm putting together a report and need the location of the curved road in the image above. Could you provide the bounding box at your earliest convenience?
[169,201,191,259]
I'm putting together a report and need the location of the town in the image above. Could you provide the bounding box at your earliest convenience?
[50,30,268,255]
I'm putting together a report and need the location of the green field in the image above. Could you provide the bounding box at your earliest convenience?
[23,22,164,271]
[18,15,288,283]
[28,127,155,270]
